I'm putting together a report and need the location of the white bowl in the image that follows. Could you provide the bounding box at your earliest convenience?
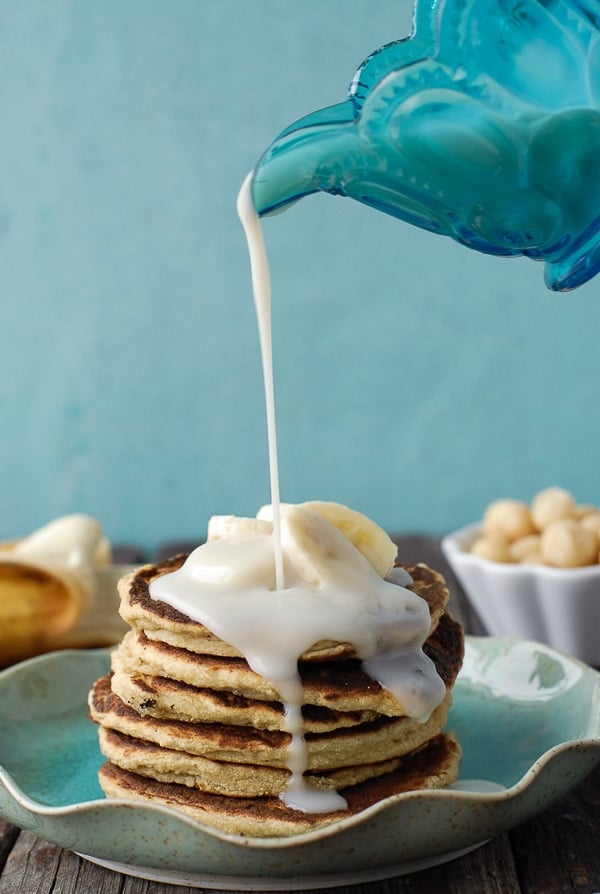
[442,522,600,666]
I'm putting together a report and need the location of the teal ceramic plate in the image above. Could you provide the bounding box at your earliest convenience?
[0,637,599,889]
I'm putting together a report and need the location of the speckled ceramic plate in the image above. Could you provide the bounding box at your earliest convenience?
[0,637,599,888]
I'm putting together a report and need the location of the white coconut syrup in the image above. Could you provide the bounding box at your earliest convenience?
[149,173,445,813]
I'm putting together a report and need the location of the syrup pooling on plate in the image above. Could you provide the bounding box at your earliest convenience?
[148,176,446,814]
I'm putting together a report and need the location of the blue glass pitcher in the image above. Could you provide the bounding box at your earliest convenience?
[251,0,600,291]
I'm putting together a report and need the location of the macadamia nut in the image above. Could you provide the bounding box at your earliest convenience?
[483,499,535,542]
[470,534,511,563]
[540,519,598,568]
[580,511,600,540]
[509,534,542,563]
[470,488,600,567]
[531,487,576,530]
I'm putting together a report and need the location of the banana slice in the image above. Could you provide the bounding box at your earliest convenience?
[282,506,370,586]
[298,501,397,578]
[207,515,272,541]
[258,501,397,578]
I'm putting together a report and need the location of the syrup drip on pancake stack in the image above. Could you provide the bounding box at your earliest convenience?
[89,502,464,837]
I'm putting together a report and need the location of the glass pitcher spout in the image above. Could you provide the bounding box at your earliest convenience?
[251,0,600,290]
[251,103,359,214]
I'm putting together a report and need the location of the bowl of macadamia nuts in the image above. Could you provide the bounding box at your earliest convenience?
[442,487,600,666]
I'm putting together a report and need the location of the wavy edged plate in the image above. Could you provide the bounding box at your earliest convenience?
[0,637,599,888]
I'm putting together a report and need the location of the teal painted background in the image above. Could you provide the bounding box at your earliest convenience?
[1,1,599,551]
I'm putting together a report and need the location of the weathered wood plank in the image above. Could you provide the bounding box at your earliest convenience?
[0,822,19,876]
[0,830,67,894]
[0,832,191,894]
[354,834,522,894]
[0,826,520,894]
[82,858,187,894]
[510,767,600,894]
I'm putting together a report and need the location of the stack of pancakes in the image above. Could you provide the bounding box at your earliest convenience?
[89,556,464,837]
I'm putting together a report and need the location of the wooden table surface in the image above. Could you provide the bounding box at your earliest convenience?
[0,536,599,894]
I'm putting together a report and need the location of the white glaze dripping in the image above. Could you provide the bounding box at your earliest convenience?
[149,175,446,814]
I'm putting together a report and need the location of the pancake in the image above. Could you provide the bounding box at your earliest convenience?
[89,674,453,771]
[97,731,462,837]
[111,610,464,718]
[90,542,464,838]
[118,557,449,661]
[110,666,379,732]
[98,726,411,797]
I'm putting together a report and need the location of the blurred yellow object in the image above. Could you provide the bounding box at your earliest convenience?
[0,561,82,666]
[0,514,134,667]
